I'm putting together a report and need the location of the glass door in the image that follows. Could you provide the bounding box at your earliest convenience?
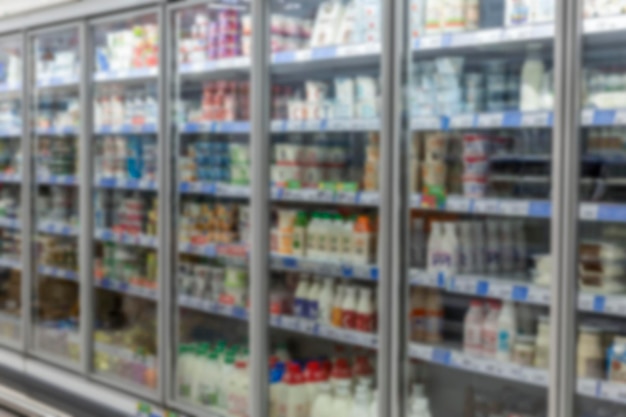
[170,1,251,415]
[0,35,23,347]
[574,7,626,416]
[265,1,382,415]
[404,2,556,415]
[89,11,160,393]
[30,26,81,366]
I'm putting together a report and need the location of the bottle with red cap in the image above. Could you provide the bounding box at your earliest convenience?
[227,358,249,417]
[278,361,308,417]
[352,354,374,388]
[330,356,352,391]
[304,360,328,405]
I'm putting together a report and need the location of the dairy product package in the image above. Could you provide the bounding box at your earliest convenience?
[425,0,443,34]
[481,0,505,28]
[311,0,346,47]
[531,0,555,23]
[410,0,426,38]
[334,77,355,119]
[354,0,381,43]
[443,0,467,32]
[355,76,378,118]
[335,1,357,45]
[505,0,531,26]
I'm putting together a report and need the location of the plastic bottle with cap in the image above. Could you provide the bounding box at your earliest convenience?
[294,276,311,319]
[227,359,249,417]
[331,283,346,328]
[306,213,320,260]
[330,356,352,391]
[307,277,322,321]
[330,378,354,416]
[310,374,333,417]
[353,215,375,265]
[481,300,501,359]
[409,397,432,417]
[280,362,308,417]
[350,384,372,417]
[355,286,375,332]
[427,221,443,273]
[464,300,485,356]
[319,279,335,325]
[292,211,308,257]
[341,285,358,329]
[496,301,517,362]
[269,362,285,417]
[486,220,502,275]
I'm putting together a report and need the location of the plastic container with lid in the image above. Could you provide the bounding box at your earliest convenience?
[608,335,626,384]
[577,325,605,379]
[463,300,485,356]
[512,334,536,367]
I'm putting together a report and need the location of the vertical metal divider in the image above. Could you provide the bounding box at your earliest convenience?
[79,19,93,376]
[250,0,270,416]
[20,29,32,355]
[158,4,171,404]
[550,0,581,416]
[378,0,401,416]
[389,0,411,415]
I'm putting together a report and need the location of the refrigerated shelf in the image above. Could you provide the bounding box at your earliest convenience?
[93,124,158,135]
[0,218,19,230]
[94,229,158,248]
[0,174,20,184]
[94,278,157,301]
[0,128,21,138]
[35,175,77,186]
[94,177,158,191]
[37,221,78,237]
[0,258,20,270]
[38,265,78,282]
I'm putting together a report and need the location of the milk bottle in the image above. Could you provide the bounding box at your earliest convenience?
[330,379,354,416]
[427,222,443,273]
[341,285,358,329]
[294,277,310,318]
[310,379,333,417]
[463,300,485,356]
[425,289,443,343]
[351,384,372,417]
[496,301,517,361]
[306,213,320,259]
[307,278,321,320]
[293,211,308,257]
[332,284,346,327]
[279,362,308,417]
[270,363,285,417]
[458,221,474,274]
[355,287,375,332]
[471,221,486,273]
[227,359,249,417]
[441,222,460,275]
[319,279,335,325]
[481,301,501,359]
[485,220,502,274]
[520,45,545,112]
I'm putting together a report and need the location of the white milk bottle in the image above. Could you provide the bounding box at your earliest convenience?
[370,388,378,417]
[328,214,343,262]
[355,287,375,333]
[319,279,335,325]
[500,221,515,273]
[340,217,354,262]
[351,384,372,417]
[411,288,427,342]
[306,213,319,259]
[310,378,333,417]
[293,211,308,257]
[304,360,326,407]
[294,277,311,319]
[177,345,193,399]
[330,379,354,416]
[458,221,475,274]
[520,44,545,111]
[410,397,432,417]
[496,301,517,362]
[228,359,249,417]
[307,278,322,321]
[318,213,331,260]
[219,353,236,408]
[485,220,502,275]
[341,285,358,330]
[471,221,486,273]
[425,289,443,343]
[463,300,485,356]
[427,222,443,273]
[513,220,526,273]
[331,283,346,328]
[270,363,285,417]
[441,222,460,276]
[481,301,501,359]
[280,362,308,417]
[198,350,219,406]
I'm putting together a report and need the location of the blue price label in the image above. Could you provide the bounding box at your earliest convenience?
[370,267,379,281]
[282,257,298,269]
[593,296,606,312]
[431,348,451,365]
[476,281,489,296]
[341,266,354,278]
[512,285,529,301]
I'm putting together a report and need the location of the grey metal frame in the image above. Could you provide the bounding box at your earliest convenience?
[550,0,582,416]
[82,6,165,402]
[26,22,83,373]
[250,0,270,416]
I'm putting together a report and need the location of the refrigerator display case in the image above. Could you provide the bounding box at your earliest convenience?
[574,4,626,417]
[29,25,81,366]
[0,35,23,347]
[401,1,555,416]
[261,1,384,416]
[169,1,251,415]
[88,11,161,394]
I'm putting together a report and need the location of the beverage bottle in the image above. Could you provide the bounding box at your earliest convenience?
[458,221,475,274]
[330,356,351,391]
[317,213,330,260]
[424,289,443,343]
[331,284,346,328]
[293,211,308,257]
[294,276,310,319]
[351,384,372,417]
[219,353,236,408]
[304,360,327,407]
[307,277,321,321]
[471,221,486,273]
[496,301,517,362]
[227,359,249,417]
[328,214,343,261]
[339,216,354,262]
[352,355,374,388]
[485,220,501,275]
[481,301,501,359]
[427,222,443,273]
[270,362,285,417]
[341,285,358,329]
[441,222,459,276]
[330,379,354,416]
[318,279,335,325]
[370,388,378,417]
[306,213,319,259]
[310,376,333,417]
[275,342,290,362]
[463,300,485,356]
[500,220,515,273]
[355,287,375,332]
[520,44,545,111]
[177,345,193,399]
[409,397,432,417]
[280,362,308,417]
[512,220,526,273]
[411,287,427,342]
[353,215,376,265]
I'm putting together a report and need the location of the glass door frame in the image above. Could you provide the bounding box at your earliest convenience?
[84,5,167,402]
[25,21,85,372]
